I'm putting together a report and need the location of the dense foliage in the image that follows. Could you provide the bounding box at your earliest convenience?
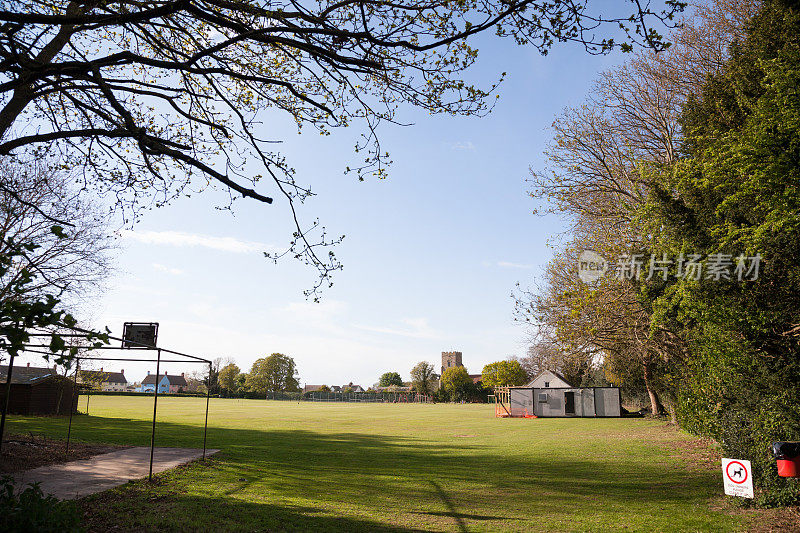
[520,0,799,504]
[218,363,241,396]
[378,372,404,388]
[480,360,529,389]
[642,0,800,505]
[0,477,82,532]
[245,353,301,394]
[410,361,438,396]
[440,366,473,402]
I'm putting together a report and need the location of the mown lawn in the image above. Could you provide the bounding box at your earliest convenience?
[7,396,745,532]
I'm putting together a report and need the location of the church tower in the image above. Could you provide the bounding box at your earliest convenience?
[441,351,463,375]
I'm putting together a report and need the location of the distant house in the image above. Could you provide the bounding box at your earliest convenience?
[77,368,128,392]
[329,385,342,393]
[0,364,77,415]
[469,374,482,384]
[526,370,572,389]
[139,371,188,393]
[303,384,324,393]
[342,382,364,393]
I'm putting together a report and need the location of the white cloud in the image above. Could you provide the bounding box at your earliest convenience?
[120,230,271,254]
[152,263,184,275]
[444,141,475,151]
[497,261,533,269]
[354,317,439,339]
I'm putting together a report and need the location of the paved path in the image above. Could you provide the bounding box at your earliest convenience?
[12,447,220,500]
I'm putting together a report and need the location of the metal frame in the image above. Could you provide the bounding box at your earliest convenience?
[0,326,213,482]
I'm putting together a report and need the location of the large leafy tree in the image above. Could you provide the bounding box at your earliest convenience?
[409,361,437,395]
[0,0,683,295]
[203,357,224,394]
[378,371,403,387]
[245,353,300,394]
[218,362,240,395]
[480,360,528,389]
[440,365,471,401]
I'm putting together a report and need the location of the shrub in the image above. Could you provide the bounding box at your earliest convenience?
[0,476,82,532]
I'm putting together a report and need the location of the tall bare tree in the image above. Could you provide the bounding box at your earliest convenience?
[0,160,114,311]
[517,0,759,418]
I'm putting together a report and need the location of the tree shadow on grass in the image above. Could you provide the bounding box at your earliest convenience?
[80,491,428,533]
[8,414,730,532]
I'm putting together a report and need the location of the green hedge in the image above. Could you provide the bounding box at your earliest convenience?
[79,390,208,398]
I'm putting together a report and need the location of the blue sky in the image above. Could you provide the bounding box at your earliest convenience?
[23,32,630,387]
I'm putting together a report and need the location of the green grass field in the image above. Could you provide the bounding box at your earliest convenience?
[7,396,747,532]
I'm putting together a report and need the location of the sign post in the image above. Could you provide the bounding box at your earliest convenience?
[722,458,754,499]
[122,322,158,349]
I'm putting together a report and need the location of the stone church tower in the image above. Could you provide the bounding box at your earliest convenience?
[441,351,463,375]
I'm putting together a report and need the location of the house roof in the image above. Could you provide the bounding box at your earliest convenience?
[304,384,324,392]
[469,374,482,384]
[80,370,127,384]
[141,373,188,386]
[527,370,574,388]
[0,365,59,385]
[548,370,572,386]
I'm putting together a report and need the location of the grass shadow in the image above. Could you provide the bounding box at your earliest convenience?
[7,410,736,532]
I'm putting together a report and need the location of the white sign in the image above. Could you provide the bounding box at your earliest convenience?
[721,458,753,499]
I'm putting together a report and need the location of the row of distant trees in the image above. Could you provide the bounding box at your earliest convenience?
[213,353,300,398]
[375,356,577,403]
[171,352,552,401]
[208,354,550,402]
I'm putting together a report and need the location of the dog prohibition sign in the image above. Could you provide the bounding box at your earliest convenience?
[721,458,753,498]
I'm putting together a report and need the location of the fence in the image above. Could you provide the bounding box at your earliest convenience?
[76,390,432,403]
[303,391,431,403]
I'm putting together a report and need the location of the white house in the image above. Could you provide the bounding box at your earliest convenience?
[77,368,128,391]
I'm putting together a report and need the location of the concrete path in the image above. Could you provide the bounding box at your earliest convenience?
[12,447,220,500]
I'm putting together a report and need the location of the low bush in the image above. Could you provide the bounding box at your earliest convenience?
[0,476,82,532]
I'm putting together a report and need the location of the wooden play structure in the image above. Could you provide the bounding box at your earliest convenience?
[494,386,537,418]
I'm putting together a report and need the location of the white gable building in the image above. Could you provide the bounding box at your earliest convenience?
[526,370,573,389]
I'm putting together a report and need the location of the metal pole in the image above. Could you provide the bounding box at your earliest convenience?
[149,348,161,482]
[0,350,16,454]
[86,390,90,414]
[66,358,79,456]
[202,362,210,460]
